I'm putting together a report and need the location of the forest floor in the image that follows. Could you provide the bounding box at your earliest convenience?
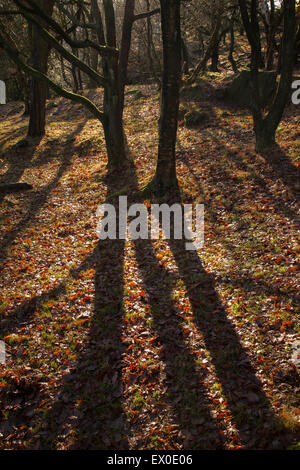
[0,73,299,450]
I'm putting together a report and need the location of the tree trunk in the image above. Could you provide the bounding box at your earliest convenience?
[88,48,99,89]
[239,0,265,69]
[145,0,161,88]
[181,37,190,75]
[27,0,54,137]
[119,0,135,110]
[254,119,276,152]
[210,39,220,71]
[239,0,296,152]
[103,79,128,167]
[27,77,48,136]
[149,0,181,194]
[188,1,224,83]
[295,24,300,65]
[102,1,128,167]
[266,0,276,70]
[228,26,238,73]
[16,68,30,115]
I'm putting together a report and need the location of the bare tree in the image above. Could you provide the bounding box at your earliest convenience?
[0,0,160,166]
[239,0,296,152]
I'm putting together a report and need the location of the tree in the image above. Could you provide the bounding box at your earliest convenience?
[187,0,225,82]
[27,0,54,137]
[0,0,160,167]
[239,0,296,152]
[148,0,182,194]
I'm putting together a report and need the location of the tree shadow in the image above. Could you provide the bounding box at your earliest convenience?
[0,124,29,152]
[124,169,288,449]
[15,165,223,450]
[0,136,42,204]
[260,144,300,201]
[178,127,299,227]
[155,189,289,449]
[0,120,88,268]
[132,236,222,449]
[0,160,293,450]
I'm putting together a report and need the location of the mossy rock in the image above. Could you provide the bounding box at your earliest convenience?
[225,70,277,108]
[214,88,227,100]
[288,442,300,450]
[46,100,58,111]
[180,83,204,101]
[125,89,144,100]
[184,110,209,127]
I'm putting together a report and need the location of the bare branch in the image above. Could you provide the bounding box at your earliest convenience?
[14,0,119,57]
[20,9,108,87]
[133,7,160,22]
[0,9,21,15]
[0,32,105,123]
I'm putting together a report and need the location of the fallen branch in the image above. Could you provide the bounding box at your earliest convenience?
[0,183,33,193]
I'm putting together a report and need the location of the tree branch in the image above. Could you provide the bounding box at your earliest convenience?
[133,8,160,21]
[0,32,105,123]
[0,9,22,15]
[14,0,119,57]
[19,9,108,87]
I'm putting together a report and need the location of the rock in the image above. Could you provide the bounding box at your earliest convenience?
[180,83,204,101]
[15,138,29,148]
[225,70,277,108]
[215,88,227,99]
[184,110,209,127]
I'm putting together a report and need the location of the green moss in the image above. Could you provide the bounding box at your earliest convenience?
[180,83,204,101]
[225,70,277,108]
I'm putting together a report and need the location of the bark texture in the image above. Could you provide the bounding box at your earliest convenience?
[27,0,54,137]
[150,0,181,194]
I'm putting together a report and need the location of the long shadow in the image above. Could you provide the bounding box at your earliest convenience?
[0,247,97,338]
[224,145,300,227]
[179,126,300,227]
[177,151,300,316]
[162,190,287,449]
[261,144,300,201]
[125,169,224,448]
[0,162,292,449]
[18,167,133,450]
[0,123,29,151]
[214,273,300,307]
[0,120,87,269]
[131,182,289,448]
[133,236,222,449]
[68,169,131,448]
[18,165,223,450]
[0,136,42,204]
